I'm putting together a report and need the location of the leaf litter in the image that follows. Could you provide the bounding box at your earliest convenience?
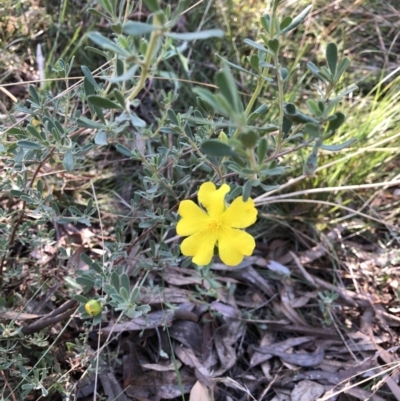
[4,224,400,401]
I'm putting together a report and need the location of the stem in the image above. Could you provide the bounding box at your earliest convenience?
[274,56,285,153]
[126,15,161,104]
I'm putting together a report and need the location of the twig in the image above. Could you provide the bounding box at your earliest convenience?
[0,370,17,401]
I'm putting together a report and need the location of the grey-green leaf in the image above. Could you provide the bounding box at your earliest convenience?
[216,54,257,76]
[87,32,129,57]
[87,95,124,110]
[63,150,75,171]
[95,131,108,145]
[200,140,237,157]
[17,140,43,150]
[280,4,312,34]
[81,65,100,91]
[165,29,224,41]
[244,38,271,54]
[320,138,356,151]
[326,43,338,76]
[122,21,159,36]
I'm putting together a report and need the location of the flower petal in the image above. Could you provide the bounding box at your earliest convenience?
[198,182,230,218]
[177,200,210,236]
[218,227,255,266]
[181,230,218,266]
[221,196,257,228]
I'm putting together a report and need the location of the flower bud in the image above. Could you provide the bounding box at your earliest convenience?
[85,300,102,317]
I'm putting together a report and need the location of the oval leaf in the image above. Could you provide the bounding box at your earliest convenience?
[165,29,224,41]
[87,95,124,110]
[200,140,237,157]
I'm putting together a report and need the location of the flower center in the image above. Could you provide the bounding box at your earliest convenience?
[207,219,222,231]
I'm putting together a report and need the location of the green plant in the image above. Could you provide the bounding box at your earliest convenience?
[0,0,367,398]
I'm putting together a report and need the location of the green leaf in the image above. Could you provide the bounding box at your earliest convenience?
[77,117,106,129]
[111,22,122,34]
[129,113,147,127]
[84,46,109,59]
[95,131,108,145]
[200,140,237,157]
[215,63,241,113]
[88,8,110,20]
[249,54,259,70]
[304,123,320,138]
[26,125,42,141]
[214,93,236,117]
[7,127,25,136]
[320,138,356,151]
[28,85,40,105]
[87,32,129,57]
[111,271,120,292]
[113,89,125,109]
[280,16,293,31]
[143,0,160,12]
[73,295,89,304]
[120,273,130,294]
[242,180,253,202]
[76,276,95,288]
[238,131,259,148]
[165,29,224,41]
[17,140,43,149]
[280,5,312,34]
[282,116,293,135]
[122,21,159,36]
[280,67,288,81]
[327,112,345,132]
[63,150,75,171]
[260,14,271,33]
[104,65,139,83]
[98,0,114,15]
[335,57,350,80]
[257,137,267,162]
[258,166,286,176]
[306,99,323,116]
[87,95,124,110]
[215,54,257,77]
[244,38,271,54]
[303,140,320,176]
[81,65,100,91]
[116,144,133,157]
[326,43,338,76]
[167,109,179,125]
[307,61,329,84]
[284,103,318,124]
[193,87,221,113]
[80,253,94,267]
[267,38,280,54]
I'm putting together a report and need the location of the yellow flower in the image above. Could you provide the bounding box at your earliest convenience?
[177,182,257,266]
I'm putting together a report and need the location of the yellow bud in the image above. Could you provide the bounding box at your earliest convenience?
[218,131,229,144]
[31,118,41,127]
[84,300,102,317]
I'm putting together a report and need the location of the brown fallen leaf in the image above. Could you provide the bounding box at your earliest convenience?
[252,337,324,368]
[189,380,212,401]
[251,336,313,367]
[214,320,245,375]
[291,380,325,401]
[126,366,195,400]
[175,345,212,387]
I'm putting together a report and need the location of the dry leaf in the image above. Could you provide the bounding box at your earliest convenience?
[291,380,324,401]
[189,380,212,401]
